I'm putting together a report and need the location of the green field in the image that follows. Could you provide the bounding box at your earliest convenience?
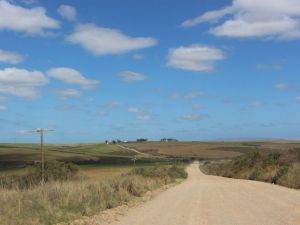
[1,141,300,172]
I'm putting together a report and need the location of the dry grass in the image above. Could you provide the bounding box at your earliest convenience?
[80,166,133,179]
[124,142,243,158]
[202,149,300,189]
[124,141,300,159]
[0,165,187,225]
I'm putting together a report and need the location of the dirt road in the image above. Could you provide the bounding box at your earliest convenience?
[104,162,300,225]
[117,145,146,155]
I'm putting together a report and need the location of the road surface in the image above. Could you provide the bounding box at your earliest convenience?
[104,162,300,225]
[117,145,147,155]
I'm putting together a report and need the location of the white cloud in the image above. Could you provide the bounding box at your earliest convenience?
[181,0,300,40]
[0,96,9,102]
[66,23,157,56]
[275,83,292,90]
[182,114,205,121]
[0,0,59,36]
[20,0,38,5]
[184,91,206,99]
[128,107,143,113]
[296,96,300,102]
[136,114,151,121]
[0,67,48,99]
[170,91,207,100]
[250,101,264,107]
[181,6,235,27]
[192,103,203,110]
[127,107,150,120]
[133,53,144,60]
[118,71,148,82]
[0,49,24,64]
[256,64,283,71]
[56,89,81,99]
[47,67,100,89]
[57,5,76,21]
[167,45,225,72]
[0,105,8,111]
[109,101,121,108]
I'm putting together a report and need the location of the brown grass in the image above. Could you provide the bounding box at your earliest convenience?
[124,142,244,158]
[124,141,300,159]
[201,149,300,189]
[0,165,187,225]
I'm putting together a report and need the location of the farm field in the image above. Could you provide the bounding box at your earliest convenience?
[2,141,300,170]
[123,141,300,158]
[0,143,141,170]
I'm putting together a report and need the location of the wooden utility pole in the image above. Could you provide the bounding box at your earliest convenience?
[34,128,53,185]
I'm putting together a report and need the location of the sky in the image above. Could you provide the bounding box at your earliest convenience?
[0,0,300,143]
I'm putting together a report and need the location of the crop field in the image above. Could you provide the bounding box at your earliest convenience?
[1,141,300,172]
[122,141,300,158]
[0,143,141,170]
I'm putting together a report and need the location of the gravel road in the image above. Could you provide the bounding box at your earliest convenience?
[104,162,300,225]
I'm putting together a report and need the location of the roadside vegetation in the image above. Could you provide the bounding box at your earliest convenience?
[0,161,187,225]
[201,148,300,189]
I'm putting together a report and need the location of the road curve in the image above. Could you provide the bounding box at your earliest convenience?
[103,162,300,225]
[117,145,146,155]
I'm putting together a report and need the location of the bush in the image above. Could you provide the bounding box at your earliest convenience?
[0,161,79,189]
[132,165,187,182]
[201,150,300,189]
[263,153,281,167]
[249,168,261,180]
[36,160,79,182]
[278,163,300,189]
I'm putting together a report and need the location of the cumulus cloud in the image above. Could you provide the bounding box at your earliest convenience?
[0,105,8,111]
[47,67,100,89]
[118,71,148,82]
[57,5,76,21]
[167,45,225,72]
[66,23,157,56]
[0,49,25,64]
[0,67,48,99]
[56,89,81,99]
[181,6,235,27]
[181,0,300,40]
[0,0,59,36]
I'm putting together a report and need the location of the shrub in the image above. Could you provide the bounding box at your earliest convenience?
[0,161,79,189]
[249,168,261,180]
[278,163,300,189]
[263,153,281,167]
[132,165,187,182]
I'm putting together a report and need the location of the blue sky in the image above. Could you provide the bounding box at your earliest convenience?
[0,0,300,143]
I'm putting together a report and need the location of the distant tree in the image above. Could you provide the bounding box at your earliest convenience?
[137,138,148,142]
